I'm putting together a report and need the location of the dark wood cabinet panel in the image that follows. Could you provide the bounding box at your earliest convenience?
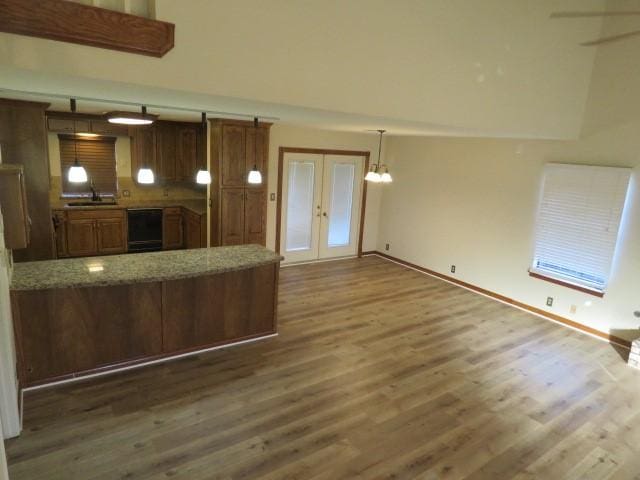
[177,125,199,181]
[245,189,266,245]
[221,125,246,187]
[66,218,97,257]
[163,208,183,250]
[12,283,163,384]
[184,209,204,249]
[155,122,177,181]
[52,210,68,258]
[96,217,127,254]
[89,120,128,136]
[1,99,53,262]
[220,188,245,245]
[162,264,277,352]
[130,125,157,182]
[210,119,271,247]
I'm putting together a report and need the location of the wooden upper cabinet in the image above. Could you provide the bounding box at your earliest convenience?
[155,122,177,181]
[245,127,268,184]
[176,125,199,182]
[220,188,245,245]
[221,125,246,186]
[130,125,157,182]
[245,189,266,245]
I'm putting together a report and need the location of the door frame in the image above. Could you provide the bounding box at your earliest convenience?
[276,147,370,257]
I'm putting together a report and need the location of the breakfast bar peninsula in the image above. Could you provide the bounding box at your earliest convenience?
[10,245,282,386]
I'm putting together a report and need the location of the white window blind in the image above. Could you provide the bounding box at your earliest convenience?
[531,163,631,292]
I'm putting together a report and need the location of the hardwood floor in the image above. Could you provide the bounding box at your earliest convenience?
[6,256,640,479]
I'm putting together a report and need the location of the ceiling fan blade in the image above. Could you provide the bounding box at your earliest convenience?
[550,11,640,18]
[581,29,640,46]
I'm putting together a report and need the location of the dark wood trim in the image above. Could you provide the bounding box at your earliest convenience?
[528,270,605,298]
[0,0,175,57]
[0,98,50,109]
[24,331,277,389]
[275,146,371,256]
[366,251,631,349]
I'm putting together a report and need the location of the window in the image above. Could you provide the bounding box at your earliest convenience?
[59,135,118,196]
[531,163,631,293]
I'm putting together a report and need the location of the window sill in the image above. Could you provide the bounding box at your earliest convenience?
[528,270,604,298]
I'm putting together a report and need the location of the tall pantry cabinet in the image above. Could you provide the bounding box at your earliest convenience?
[209,119,271,246]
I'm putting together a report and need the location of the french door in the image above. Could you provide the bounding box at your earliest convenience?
[280,152,364,263]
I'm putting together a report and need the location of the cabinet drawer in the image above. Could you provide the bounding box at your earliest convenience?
[67,209,125,220]
[164,207,182,215]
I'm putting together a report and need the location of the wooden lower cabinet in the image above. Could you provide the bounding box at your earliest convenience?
[61,209,127,257]
[245,189,266,244]
[11,262,278,385]
[220,188,246,245]
[163,207,183,250]
[184,209,206,249]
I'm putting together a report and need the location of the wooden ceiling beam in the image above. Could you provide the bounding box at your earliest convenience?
[0,0,174,58]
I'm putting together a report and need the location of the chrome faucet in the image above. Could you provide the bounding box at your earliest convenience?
[89,180,102,202]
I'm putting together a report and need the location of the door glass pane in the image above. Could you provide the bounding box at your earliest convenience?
[286,161,315,252]
[328,163,355,247]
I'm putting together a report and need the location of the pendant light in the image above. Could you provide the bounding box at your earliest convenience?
[67,98,88,183]
[130,105,155,184]
[137,167,155,184]
[196,112,212,185]
[365,129,392,183]
[106,105,157,125]
[247,117,263,185]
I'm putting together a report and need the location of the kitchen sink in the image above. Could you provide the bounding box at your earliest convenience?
[66,201,118,207]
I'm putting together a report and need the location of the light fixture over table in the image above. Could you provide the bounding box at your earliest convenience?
[106,105,157,125]
[365,129,392,183]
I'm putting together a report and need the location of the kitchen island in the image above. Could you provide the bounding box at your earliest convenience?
[10,245,282,387]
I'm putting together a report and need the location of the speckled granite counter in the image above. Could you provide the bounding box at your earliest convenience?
[50,199,207,215]
[11,244,282,291]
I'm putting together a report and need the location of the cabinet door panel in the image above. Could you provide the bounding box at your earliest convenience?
[156,122,177,181]
[66,219,97,257]
[184,211,203,249]
[220,189,245,245]
[13,283,162,384]
[163,212,183,250]
[176,125,198,181]
[52,211,68,258]
[221,125,246,186]
[245,127,268,184]
[96,217,127,254]
[245,189,266,245]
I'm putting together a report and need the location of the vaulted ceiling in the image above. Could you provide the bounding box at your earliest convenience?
[0,0,610,138]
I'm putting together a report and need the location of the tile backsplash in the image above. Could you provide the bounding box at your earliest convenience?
[50,176,206,203]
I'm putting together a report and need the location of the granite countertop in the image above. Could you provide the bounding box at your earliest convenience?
[11,245,283,291]
[50,199,207,215]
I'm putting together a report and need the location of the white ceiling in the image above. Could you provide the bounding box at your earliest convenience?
[0,0,609,138]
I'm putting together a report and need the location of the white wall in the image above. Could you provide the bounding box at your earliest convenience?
[0,0,604,138]
[377,14,640,341]
[266,123,383,252]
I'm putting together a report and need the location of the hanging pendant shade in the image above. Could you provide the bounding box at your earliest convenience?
[196,112,212,184]
[137,168,155,184]
[67,98,88,184]
[247,116,263,185]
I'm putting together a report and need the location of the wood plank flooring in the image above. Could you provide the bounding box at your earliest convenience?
[6,256,640,479]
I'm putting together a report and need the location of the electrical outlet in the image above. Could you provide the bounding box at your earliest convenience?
[570,305,577,314]
[270,193,276,201]
[163,188,169,197]
[450,265,456,274]
[385,243,390,251]
[546,297,554,307]
[122,190,130,197]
